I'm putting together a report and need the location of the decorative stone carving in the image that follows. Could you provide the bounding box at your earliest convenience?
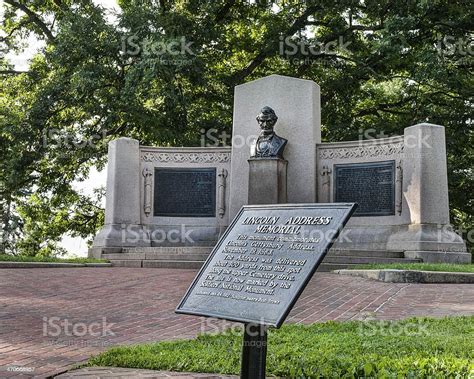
[217,168,228,218]
[320,165,332,203]
[396,159,403,215]
[141,151,231,163]
[142,168,153,217]
[319,142,404,160]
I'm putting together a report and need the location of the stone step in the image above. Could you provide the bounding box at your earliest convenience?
[142,260,205,269]
[110,259,204,269]
[104,253,146,260]
[110,260,143,268]
[119,248,405,258]
[145,253,210,261]
[104,253,210,261]
[110,257,420,270]
[318,261,421,272]
[317,263,359,272]
[122,246,213,254]
[322,256,420,264]
[327,250,404,258]
[106,255,417,265]
[332,243,409,251]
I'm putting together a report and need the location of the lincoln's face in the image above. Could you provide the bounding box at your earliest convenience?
[256,107,278,134]
[257,115,276,132]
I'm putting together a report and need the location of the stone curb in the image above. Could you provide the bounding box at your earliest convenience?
[55,366,242,378]
[334,269,474,283]
[0,262,112,269]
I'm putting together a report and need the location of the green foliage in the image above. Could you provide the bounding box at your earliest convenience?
[13,188,104,256]
[347,263,474,272]
[0,253,107,263]
[1,0,472,255]
[88,316,474,378]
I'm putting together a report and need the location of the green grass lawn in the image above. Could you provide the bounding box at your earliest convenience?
[88,316,474,378]
[346,263,474,273]
[0,254,108,264]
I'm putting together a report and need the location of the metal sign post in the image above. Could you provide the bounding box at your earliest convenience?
[240,323,267,379]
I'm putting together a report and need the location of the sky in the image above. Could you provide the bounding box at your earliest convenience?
[3,0,121,69]
[96,0,120,9]
[2,0,121,257]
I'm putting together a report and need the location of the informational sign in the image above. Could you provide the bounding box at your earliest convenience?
[176,203,357,327]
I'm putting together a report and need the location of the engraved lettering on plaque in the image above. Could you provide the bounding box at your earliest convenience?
[154,168,216,217]
[334,161,395,217]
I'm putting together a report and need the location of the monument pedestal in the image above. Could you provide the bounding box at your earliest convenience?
[248,158,287,205]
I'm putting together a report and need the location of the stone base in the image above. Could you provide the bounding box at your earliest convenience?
[92,223,225,250]
[248,158,287,204]
[404,250,471,264]
[88,246,214,268]
[146,224,226,247]
[92,224,151,249]
[332,223,470,263]
[387,224,467,252]
[90,222,470,265]
[336,269,474,283]
[88,247,122,259]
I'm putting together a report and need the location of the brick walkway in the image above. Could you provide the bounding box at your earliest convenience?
[0,268,473,378]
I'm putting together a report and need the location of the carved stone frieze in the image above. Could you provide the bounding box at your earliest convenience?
[141,151,231,163]
[319,142,404,160]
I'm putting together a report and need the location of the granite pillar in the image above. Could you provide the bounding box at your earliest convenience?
[397,123,469,262]
[91,137,150,249]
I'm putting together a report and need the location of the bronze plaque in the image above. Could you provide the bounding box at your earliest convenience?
[176,203,357,327]
[334,161,395,216]
[154,168,216,217]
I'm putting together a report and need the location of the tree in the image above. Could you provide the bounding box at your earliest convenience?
[1,0,472,255]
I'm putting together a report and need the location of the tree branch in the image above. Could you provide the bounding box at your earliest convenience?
[214,0,236,23]
[0,19,32,42]
[230,5,322,84]
[0,70,29,75]
[4,0,55,42]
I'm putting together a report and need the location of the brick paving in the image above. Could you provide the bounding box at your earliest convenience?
[0,268,473,378]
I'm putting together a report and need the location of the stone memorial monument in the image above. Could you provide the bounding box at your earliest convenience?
[90,74,470,266]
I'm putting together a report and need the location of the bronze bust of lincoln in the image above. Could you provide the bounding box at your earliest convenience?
[250,106,288,159]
